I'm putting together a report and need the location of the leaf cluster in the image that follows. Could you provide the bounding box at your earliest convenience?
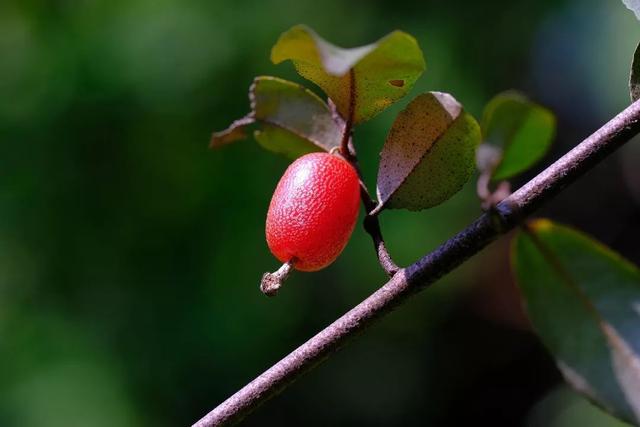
[213,24,480,213]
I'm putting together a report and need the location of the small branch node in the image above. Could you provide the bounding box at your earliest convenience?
[477,170,512,211]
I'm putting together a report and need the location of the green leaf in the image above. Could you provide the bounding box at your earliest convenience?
[480,91,556,181]
[512,219,640,425]
[376,92,481,211]
[253,125,318,159]
[630,41,640,102]
[271,25,426,124]
[623,0,640,21]
[210,76,341,158]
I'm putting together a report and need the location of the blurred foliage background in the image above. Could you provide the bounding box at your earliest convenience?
[1,0,640,425]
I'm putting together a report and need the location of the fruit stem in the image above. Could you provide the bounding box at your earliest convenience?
[260,260,294,297]
[339,70,357,162]
[351,156,400,277]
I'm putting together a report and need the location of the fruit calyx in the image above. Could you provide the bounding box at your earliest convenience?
[260,260,294,297]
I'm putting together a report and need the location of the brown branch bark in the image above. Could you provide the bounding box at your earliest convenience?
[193,99,640,427]
[351,156,400,276]
[331,76,399,277]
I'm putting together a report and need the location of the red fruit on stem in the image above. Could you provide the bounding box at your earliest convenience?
[266,152,361,272]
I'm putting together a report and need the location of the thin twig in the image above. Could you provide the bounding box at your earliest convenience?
[329,78,399,277]
[351,156,400,276]
[339,70,357,162]
[193,99,640,427]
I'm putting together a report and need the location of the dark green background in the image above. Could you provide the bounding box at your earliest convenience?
[1,0,639,425]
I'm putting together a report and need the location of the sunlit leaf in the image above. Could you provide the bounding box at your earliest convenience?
[623,0,640,21]
[271,25,425,124]
[630,41,640,102]
[480,91,555,181]
[210,76,341,158]
[512,219,640,425]
[253,125,319,159]
[376,92,481,211]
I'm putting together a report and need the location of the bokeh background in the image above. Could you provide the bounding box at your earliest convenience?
[2,0,640,425]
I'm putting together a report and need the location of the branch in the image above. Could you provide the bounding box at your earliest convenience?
[362,190,400,276]
[330,80,399,277]
[352,156,400,276]
[477,169,512,210]
[193,100,640,427]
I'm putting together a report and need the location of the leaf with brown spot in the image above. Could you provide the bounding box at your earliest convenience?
[210,76,341,159]
[375,92,481,211]
[271,25,425,124]
[513,220,640,425]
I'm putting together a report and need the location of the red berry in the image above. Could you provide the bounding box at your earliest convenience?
[266,152,361,272]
